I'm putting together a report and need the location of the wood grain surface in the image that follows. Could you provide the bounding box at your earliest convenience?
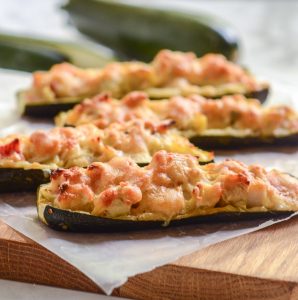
[1,217,298,300]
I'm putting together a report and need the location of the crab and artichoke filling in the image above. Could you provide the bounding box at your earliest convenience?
[56,92,298,137]
[39,151,298,220]
[0,121,212,169]
[22,49,265,104]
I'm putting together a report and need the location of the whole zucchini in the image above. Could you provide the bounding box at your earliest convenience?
[0,33,115,72]
[63,0,239,62]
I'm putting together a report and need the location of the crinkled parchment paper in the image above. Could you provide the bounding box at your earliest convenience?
[0,70,297,294]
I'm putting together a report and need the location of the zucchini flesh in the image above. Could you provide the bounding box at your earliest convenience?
[0,168,51,193]
[189,133,298,150]
[40,204,294,233]
[63,0,239,61]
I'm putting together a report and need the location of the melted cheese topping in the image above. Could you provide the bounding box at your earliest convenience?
[0,121,211,168]
[56,92,298,136]
[23,49,264,104]
[40,151,298,219]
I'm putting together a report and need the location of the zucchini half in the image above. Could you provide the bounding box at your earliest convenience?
[189,132,298,150]
[18,86,269,118]
[0,167,51,193]
[0,156,213,193]
[37,200,294,233]
[0,160,213,193]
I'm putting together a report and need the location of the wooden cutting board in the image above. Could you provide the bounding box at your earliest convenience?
[1,217,298,300]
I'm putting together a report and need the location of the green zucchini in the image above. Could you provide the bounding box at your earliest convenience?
[0,151,213,193]
[0,32,115,72]
[21,101,80,119]
[38,202,293,232]
[37,156,298,232]
[189,132,298,150]
[63,0,239,62]
[0,167,51,193]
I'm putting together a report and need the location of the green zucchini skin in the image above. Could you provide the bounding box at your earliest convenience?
[0,42,68,72]
[0,33,114,72]
[22,101,81,118]
[0,168,51,193]
[41,204,293,232]
[63,0,239,62]
[19,87,269,118]
[189,133,298,150]
[17,90,83,118]
[244,87,269,104]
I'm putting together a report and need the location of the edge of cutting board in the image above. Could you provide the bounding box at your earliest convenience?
[1,219,298,300]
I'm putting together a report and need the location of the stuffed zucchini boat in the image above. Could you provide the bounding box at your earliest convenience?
[37,150,298,232]
[19,49,268,117]
[0,121,212,192]
[56,92,298,149]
